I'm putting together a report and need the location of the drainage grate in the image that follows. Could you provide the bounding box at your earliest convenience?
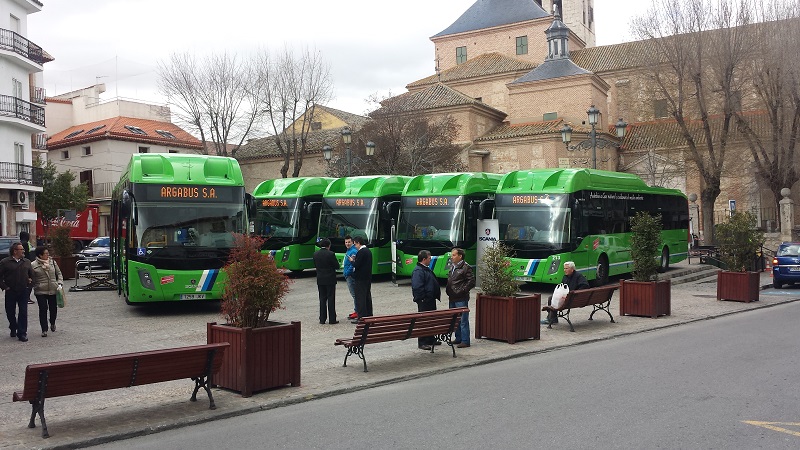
[693,294,717,298]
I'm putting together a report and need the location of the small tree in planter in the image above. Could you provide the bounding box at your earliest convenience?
[49,224,78,280]
[715,211,764,302]
[620,211,671,318]
[475,242,540,343]
[208,233,300,397]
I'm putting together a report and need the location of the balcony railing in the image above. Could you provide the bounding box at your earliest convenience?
[0,94,45,127]
[31,133,47,150]
[91,182,116,199]
[0,162,44,187]
[30,85,46,105]
[0,28,52,65]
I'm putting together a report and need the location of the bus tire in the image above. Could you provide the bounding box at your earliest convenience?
[658,247,670,272]
[594,255,609,287]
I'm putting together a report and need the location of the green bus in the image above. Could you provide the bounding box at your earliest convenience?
[394,172,502,278]
[252,177,334,272]
[495,168,689,285]
[110,154,248,304]
[317,175,410,274]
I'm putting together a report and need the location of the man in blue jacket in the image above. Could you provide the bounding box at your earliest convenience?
[343,235,358,320]
[411,250,441,350]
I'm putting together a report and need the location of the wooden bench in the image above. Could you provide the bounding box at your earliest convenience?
[12,342,229,438]
[334,308,468,372]
[542,285,619,332]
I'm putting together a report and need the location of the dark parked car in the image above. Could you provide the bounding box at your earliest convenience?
[77,237,110,270]
[772,242,800,288]
[0,236,17,257]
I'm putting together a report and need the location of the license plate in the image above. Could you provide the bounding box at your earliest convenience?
[85,257,97,262]
[789,267,800,272]
[180,294,207,300]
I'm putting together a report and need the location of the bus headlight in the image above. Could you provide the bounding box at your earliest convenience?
[282,249,290,262]
[137,268,155,290]
[548,256,561,275]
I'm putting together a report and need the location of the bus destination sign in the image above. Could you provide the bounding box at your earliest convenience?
[510,195,549,205]
[139,185,241,203]
[261,199,289,207]
[414,196,451,206]
[333,198,366,207]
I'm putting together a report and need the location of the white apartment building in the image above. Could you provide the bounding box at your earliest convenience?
[0,0,50,238]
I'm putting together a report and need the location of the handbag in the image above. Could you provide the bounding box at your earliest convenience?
[551,283,569,309]
[56,285,67,308]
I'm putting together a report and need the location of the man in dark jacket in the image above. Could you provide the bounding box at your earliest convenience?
[313,239,340,324]
[446,247,475,348]
[411,250,441,350]
[19,231,33,304]
[1,242,34,342]
[350,236,373,322]
[542,260,590,325]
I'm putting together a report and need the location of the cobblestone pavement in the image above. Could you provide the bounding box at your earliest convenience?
[0,261,793,449]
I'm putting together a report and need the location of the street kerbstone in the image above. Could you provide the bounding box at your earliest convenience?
[0,261,792,449]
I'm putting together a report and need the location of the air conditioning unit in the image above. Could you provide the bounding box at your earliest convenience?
[12,190,30,209]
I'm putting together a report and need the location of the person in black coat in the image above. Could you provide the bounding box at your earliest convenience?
[313,239,340,324]
[1,242,34,342]
[350,236,373,322]
[411,249,441,350]
[542,260,590,325]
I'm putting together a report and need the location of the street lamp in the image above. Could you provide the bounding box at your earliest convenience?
[560,105,627,169]
[322,128,376,176]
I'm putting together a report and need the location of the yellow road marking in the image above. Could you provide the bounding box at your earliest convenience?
[742,421,800,437]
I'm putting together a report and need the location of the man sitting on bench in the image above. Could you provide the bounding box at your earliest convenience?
[541,261,590,325]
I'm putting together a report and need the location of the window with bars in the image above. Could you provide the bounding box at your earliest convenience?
[654,99,669,119]
[456,46,467,64]
[516,36,528,55]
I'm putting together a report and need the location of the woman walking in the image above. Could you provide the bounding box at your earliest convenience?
[31,246,63,337]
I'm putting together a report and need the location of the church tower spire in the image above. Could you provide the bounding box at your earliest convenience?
[546,4,570,60]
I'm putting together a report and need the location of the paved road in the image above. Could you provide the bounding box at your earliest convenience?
[0,262,795,449]
[98,301,800,449]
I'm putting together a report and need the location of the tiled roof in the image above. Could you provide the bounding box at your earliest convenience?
[570,40,660,73]
[235,128,344,161]
[511,58,590,83]
[433,0,549,38]
[374,83,506,117]
[407,53,536,88]
[475,118,594,142]
[47,117,202,150]
[621,111,770,150]
[45,97,72,104]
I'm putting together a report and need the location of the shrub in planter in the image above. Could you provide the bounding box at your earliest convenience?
[209,233,299,396]
[475,242,540,343]
[49,224,78,280]
[620,211,671,318]
[715,211,763,303]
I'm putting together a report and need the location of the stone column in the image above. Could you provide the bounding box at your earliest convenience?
[779,188,794,243]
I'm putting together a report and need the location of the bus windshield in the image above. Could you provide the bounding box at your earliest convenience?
[254,198,300,247]
[134,201,245,256]
[319,198,379,244]
[397,196,464,249]
[495,194,571,257]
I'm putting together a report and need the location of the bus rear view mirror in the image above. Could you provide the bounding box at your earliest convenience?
[383,201,400,220]
[305,201,321,219]
[479,199,495,220]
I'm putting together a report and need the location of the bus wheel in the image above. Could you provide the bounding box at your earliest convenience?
[594,255,609,287]
[658,247,670,273]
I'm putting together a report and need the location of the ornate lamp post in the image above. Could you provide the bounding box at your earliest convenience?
[560,105,627,169]
[322,127,376,176]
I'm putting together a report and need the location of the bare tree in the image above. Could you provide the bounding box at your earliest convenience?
[734,1,800,218]
[157,52,262,157]
[328,93,465,177]
[632,0,757,242]
[255,46,333,178]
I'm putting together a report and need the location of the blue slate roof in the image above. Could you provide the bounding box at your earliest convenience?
[511,58,590,83]
[432,0,550,38]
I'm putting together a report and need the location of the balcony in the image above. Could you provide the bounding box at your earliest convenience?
[0,28,53,66]
[90,182,116,200]
[0,162,44,187]
[31,133,47,150]
[0,94,45,127]
[30,85,46,105]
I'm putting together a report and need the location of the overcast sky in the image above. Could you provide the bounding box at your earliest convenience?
[28,0,651,119]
